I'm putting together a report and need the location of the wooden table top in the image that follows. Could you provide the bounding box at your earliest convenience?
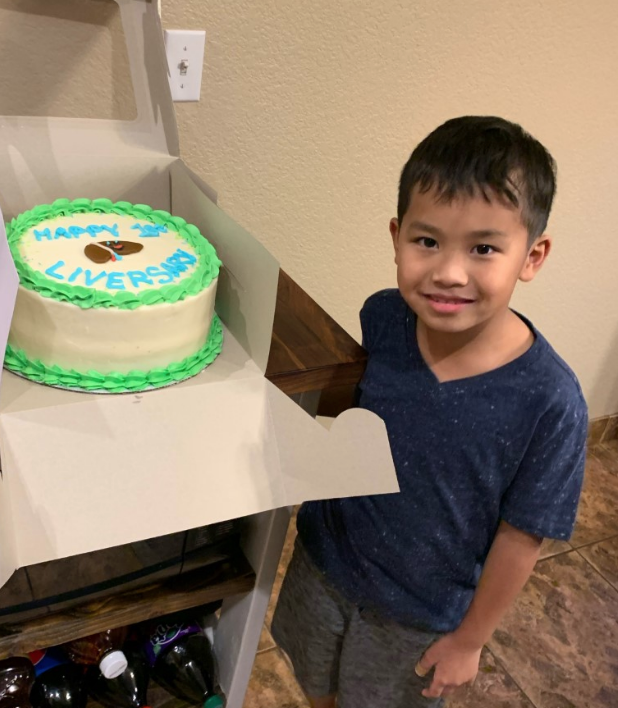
[265,270,367,396]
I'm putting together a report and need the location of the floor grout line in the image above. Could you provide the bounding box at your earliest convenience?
[483,646,541,708]
[256,647,276,656]
[536,542,618,590]
[569,532,618,552]
[533,532,618,565]
[536,546,578,565]
[589,446,618,476]
[573,547,618,595]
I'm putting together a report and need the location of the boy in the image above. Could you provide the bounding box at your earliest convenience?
[272,116,588,707]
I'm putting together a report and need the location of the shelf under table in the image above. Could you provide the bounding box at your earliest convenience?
[0,553,255,660]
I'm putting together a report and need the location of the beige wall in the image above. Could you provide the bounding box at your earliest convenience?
[163,0,618,419]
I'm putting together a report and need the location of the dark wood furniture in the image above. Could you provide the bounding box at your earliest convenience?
[267,270,367,418]
[0,558,254,659]
[266,270,366,396]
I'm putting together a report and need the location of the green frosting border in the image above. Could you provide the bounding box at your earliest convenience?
[4,316,223,393]
[7,198,221,310]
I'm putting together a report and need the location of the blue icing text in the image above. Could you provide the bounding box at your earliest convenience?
[131,223,168,238]
[84,269,108,287]
[34,228,52,241]
[127,271,154,288]
[43,248,198,292]
[67,267,83,283]
[54,227,72,240]
[98,225,119,238]
[106,272,126,290]
[145,266,173,285]
[45,260,65,279]
[34,224,120,240]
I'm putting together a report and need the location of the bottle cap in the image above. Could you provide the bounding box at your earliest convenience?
[204,696,224,708]
[99,650,128,679]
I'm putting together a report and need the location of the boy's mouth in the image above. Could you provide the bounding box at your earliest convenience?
[423,293,475,313]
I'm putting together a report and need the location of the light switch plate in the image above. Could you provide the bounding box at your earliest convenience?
[164,29,206,102]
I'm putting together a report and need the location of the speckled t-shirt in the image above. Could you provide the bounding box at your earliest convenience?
[297,289,587,633]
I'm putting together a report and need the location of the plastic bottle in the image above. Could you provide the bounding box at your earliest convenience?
[86,643,150,708]
[64,628,128,679]
[0,656,34,707]
[29,649,87,708]
[146,619,223,708]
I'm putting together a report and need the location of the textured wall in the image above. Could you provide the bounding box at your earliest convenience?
[0,0,135,119]
[163,0,618,418]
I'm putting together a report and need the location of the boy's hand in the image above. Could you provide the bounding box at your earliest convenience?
[415,633,482,698]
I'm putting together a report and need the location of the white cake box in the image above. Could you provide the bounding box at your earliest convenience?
[0,0,398,589]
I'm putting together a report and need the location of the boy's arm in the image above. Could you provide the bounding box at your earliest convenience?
[416,520,542,699]
[418,391,587,700]
[451,519,542,649]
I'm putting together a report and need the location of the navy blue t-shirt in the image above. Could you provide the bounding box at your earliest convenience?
[298,289,588,633]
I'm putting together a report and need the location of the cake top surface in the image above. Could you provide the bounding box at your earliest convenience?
[7,198,220,309]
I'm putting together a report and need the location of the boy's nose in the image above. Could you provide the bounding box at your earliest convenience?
[431,255,468,288]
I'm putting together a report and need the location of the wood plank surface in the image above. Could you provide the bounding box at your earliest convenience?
[266,270,367,395]
[0,556,254,660]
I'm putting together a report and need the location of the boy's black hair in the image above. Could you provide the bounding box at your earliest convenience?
[397,116,557,243]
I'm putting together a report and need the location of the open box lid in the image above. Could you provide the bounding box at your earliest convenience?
[0,0,399,588]
[0,0,179,161]
[0,0,180,219]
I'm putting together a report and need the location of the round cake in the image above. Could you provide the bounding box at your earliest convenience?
[4,198,222,393]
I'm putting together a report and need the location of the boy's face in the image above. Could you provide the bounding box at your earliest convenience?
[390,186,550,335]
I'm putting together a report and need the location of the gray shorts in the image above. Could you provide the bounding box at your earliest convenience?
[271,539,445,708]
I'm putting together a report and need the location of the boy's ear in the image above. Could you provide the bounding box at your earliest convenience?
[390,218,400,262]
[519,233,552,282]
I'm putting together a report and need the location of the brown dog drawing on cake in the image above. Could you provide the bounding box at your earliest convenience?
[84,240,143,264]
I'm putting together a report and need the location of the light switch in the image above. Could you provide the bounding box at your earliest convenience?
[164,30,206,102]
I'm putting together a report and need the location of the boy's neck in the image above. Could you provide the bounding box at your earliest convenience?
[416,309,534,383]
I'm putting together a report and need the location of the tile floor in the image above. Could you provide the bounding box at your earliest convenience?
[244,439,618,708]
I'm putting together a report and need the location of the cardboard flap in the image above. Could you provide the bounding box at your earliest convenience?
[0,0,178,215]
[171,163,279,374]
[0,201,20,587]
[0,354,398,572]
[0,469,18,591]
[0,155,178,223]
[0,374,282,569]
[0,207,18,394]
[267,384,399,501]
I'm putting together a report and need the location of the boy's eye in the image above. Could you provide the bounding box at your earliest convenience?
[414,237,438,249]
[473,244,496,256]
